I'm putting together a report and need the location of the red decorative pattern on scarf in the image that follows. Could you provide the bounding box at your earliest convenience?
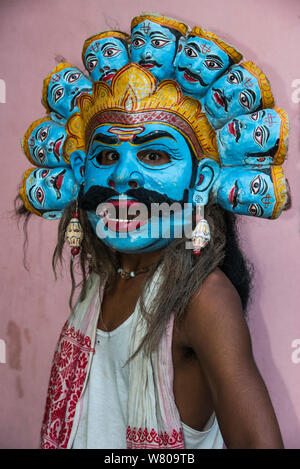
[126,426,184,449]
[40,321,94,449]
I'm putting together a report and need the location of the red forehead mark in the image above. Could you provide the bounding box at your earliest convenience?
[140,22,151,34]
[91,42,101,53]
[51,73,61,83]
[243,77,253,88]
[264,113,277,127]
[199,42,211,55]
[261,193,273,208]
[108,126,145,140]
[29,136,35,148]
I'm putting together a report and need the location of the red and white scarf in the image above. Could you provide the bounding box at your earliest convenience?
[40,269,184,449]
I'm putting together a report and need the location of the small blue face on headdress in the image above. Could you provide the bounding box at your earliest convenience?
[83,37,129,84]
[204,65,263,129]
[72,122,198,253]
[174,36,232,99]
[47,67,92,119]
[194,158,277,218]
[217,109,282,166]
[214,166,277,218]
[25,167,78,217]
[26,120,68,168]
[131,21,179,81]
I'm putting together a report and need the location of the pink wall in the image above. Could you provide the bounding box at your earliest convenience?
[0,0,299,449]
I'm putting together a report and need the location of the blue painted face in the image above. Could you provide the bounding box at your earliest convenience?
[204,65,263,129]
[26,120,68,167]
[78,122,197,253]
[131,21,178,81]
[212,165,277,218]
[83,38,129,84]
[217,109,282,166]
[26,167,79,217]
[47,67,92,119]
[174,36,231,98]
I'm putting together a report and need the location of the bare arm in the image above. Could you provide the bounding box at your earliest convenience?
[182,268,284,449]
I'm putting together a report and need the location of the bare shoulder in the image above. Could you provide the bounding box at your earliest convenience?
[181,267,253,360]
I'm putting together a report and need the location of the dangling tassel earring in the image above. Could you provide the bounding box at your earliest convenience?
[191,204,211,256]
[65,199,84,259]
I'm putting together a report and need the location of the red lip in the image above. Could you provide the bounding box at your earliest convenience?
[228,122,236,137]
[141,63,154,69]
[54,137,63,158]
[56,172,64,191]
[98,199,148,233]
[183,71,198,83]
[101,72,115,82]
[228,186,236,206]
[213,91,225,107]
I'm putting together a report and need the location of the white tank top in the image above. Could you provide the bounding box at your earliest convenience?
[72,313,223,449]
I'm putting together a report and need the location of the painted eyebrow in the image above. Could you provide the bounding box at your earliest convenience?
[91,133,120,147]
[247,88,257,102]
[149,31,170,39]
[132,31,145,38]
[101,42,119,51]
[263,125,270,142]
[205,54,224,64]
[29,184,36,202]
[85,53,97,59]
[50,83,61,97]
[186,42,201,54]
[132,131,176,145]
[63,70,73,78]
[234,69,244,81]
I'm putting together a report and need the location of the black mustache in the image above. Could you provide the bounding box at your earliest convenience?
[52,169,66,200]
[78,185,188,212]
[70,88,91,111]
[177,66,208,87]
[233,119,241,143]
[139,59,162,68]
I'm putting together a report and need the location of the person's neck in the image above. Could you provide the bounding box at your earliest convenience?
[118,249,163,274]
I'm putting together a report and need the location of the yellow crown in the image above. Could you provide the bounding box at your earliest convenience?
[82,31,130,65]
[22,117,52,165]
[271,165,288,219]
[19,168,42,216]
[273,107,289,165]
[241,61,274,109]
[42,62,75,114]
[190,27,243,63]
[131,13,188,36]
[64,63,219,164]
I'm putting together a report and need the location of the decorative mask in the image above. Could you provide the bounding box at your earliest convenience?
[65,63,219,253]
[19,167,79,219]
[194,158,288,219]
[82,31,130,84]
[131,14,187,82]
[204,61,275,129]
[217,108,289,166]
[18,14,290,253]
[22,117,69,167]
[174,27,242,99]
[42,63,93,120]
